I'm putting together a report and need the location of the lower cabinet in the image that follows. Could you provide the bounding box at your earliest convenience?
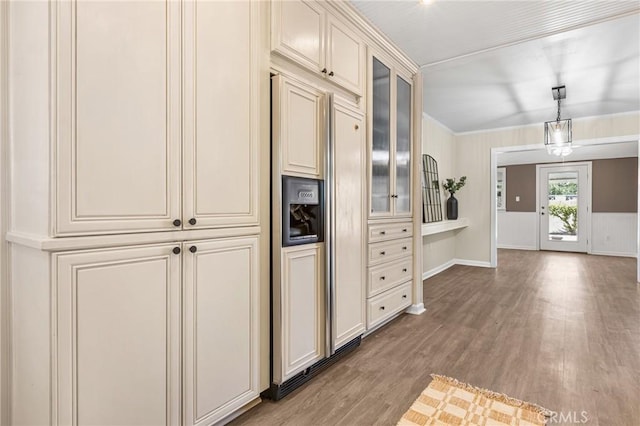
[54,236,259,426]
[183,237,260,426]
[276,244,325,382]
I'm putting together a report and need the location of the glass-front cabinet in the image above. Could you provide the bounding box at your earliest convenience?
[369,53,412,218]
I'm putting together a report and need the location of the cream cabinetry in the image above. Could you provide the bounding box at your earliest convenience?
[8,1,266,425]
[55,244,182,426]
[17,236,260,426]
[272,75,324,178]
[366,221,413,330]
[368,52,413,219]
[183,236,260,426]
[332,98,366,349]
[271,0,364,95]
[53,0,259,236]
[277,244,325,381]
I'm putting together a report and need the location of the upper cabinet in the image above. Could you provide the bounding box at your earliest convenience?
[271,0,364,96]
[55,0,182,235]
[368,53,413,219]
[54,0,259,236]
[272,75,324,179]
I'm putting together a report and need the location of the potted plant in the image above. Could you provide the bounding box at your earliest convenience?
[442,176,467,220]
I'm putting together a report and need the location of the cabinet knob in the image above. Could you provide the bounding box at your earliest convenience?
[329,71,334,76]
[380,251,386,255]
[321,68,327,74]
[172,247,181,255]
[189,246,197,253]
[402,246,408,250]
[380,231,386,235]
[402,228,408,232]
[173,219,182,227]
[355,124,359,130]
[380,306,385,311]
[402,268,407,272]
[402,294,408,299]
[188,218,197,226]
[380,276,386,280]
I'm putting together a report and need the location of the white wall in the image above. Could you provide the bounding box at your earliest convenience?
[456,112,640,263]
[497,211,537,250]
[422,114,458,276]
[590,213,637,257]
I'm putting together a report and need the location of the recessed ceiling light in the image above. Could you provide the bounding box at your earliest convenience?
[420,0,434,5]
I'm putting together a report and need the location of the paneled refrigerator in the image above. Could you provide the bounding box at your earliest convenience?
[267,74,366,399]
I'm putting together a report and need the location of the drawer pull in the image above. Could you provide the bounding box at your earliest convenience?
[402,228,408,232]
[380,231,386,235]
[380,276,386,280]
[402,268,407,272]
[379,306,385,311]
[402,294,408,299]
[380,251,386,255]
[402,246,408,250]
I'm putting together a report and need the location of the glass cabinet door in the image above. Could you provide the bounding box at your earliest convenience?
[395,75,411,215]
[371,57,391,215]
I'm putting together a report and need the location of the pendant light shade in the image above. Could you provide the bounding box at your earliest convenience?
[544,86,572,157]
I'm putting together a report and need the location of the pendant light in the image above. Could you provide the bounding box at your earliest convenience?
[544,85,572,157]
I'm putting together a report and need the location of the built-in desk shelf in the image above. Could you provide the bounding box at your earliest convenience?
[421,218,469,236]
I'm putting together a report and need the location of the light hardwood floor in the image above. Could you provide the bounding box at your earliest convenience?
[232,250,639,425]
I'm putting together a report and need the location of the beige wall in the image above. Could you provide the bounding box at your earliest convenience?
[455,112,640,263]
[422,115,457,274]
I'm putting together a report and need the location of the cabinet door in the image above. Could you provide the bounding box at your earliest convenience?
[279,244,325,381]
[326,16,364,96]
[56,244,181,426]
[369,56,392,217]
[394,75,412,217]
[273,75,324,178]
[183,236,259,426]
[182,1,259,229]
[332,98,366,349]
[56,0,181,235]
[271,0,324,73]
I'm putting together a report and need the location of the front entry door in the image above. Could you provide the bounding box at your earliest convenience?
[539,164,590,253]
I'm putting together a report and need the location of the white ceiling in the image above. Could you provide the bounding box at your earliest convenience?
[497,141,638,166]
[351,1,640,133]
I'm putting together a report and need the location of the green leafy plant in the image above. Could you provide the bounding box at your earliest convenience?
[548,204,577,234]
[442,176,467,194]
[549,182,577,196]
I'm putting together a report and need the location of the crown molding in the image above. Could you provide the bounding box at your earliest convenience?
[324,0,419,75]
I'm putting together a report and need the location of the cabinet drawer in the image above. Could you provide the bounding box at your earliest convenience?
[368,258,413,297]
[368,237,412,266]
[367,281,412,329]
[368,222,412,243]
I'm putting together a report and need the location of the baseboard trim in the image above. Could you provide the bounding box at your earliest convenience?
[406,303,426,315]
[590,250,637,258]
[422,260,455,280]
[497,244,537,251]
[453,258,493,268]
[422,258,493,281]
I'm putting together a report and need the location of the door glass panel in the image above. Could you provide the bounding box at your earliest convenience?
[547,171,578,242]
[371,57,391,214]
[395,76,411,214]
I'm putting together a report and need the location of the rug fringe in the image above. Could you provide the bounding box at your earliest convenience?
[430,374,552,417]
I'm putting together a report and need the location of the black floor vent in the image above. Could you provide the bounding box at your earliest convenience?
[263,335,361,401]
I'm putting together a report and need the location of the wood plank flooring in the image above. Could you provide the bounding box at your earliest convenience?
[232,250,639,425]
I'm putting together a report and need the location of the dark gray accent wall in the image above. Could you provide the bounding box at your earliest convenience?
[592,157,638,213]
[503,157,638,213]
[505,165,536,212]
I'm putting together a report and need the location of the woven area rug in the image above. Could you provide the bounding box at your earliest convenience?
[398,375,550,426]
